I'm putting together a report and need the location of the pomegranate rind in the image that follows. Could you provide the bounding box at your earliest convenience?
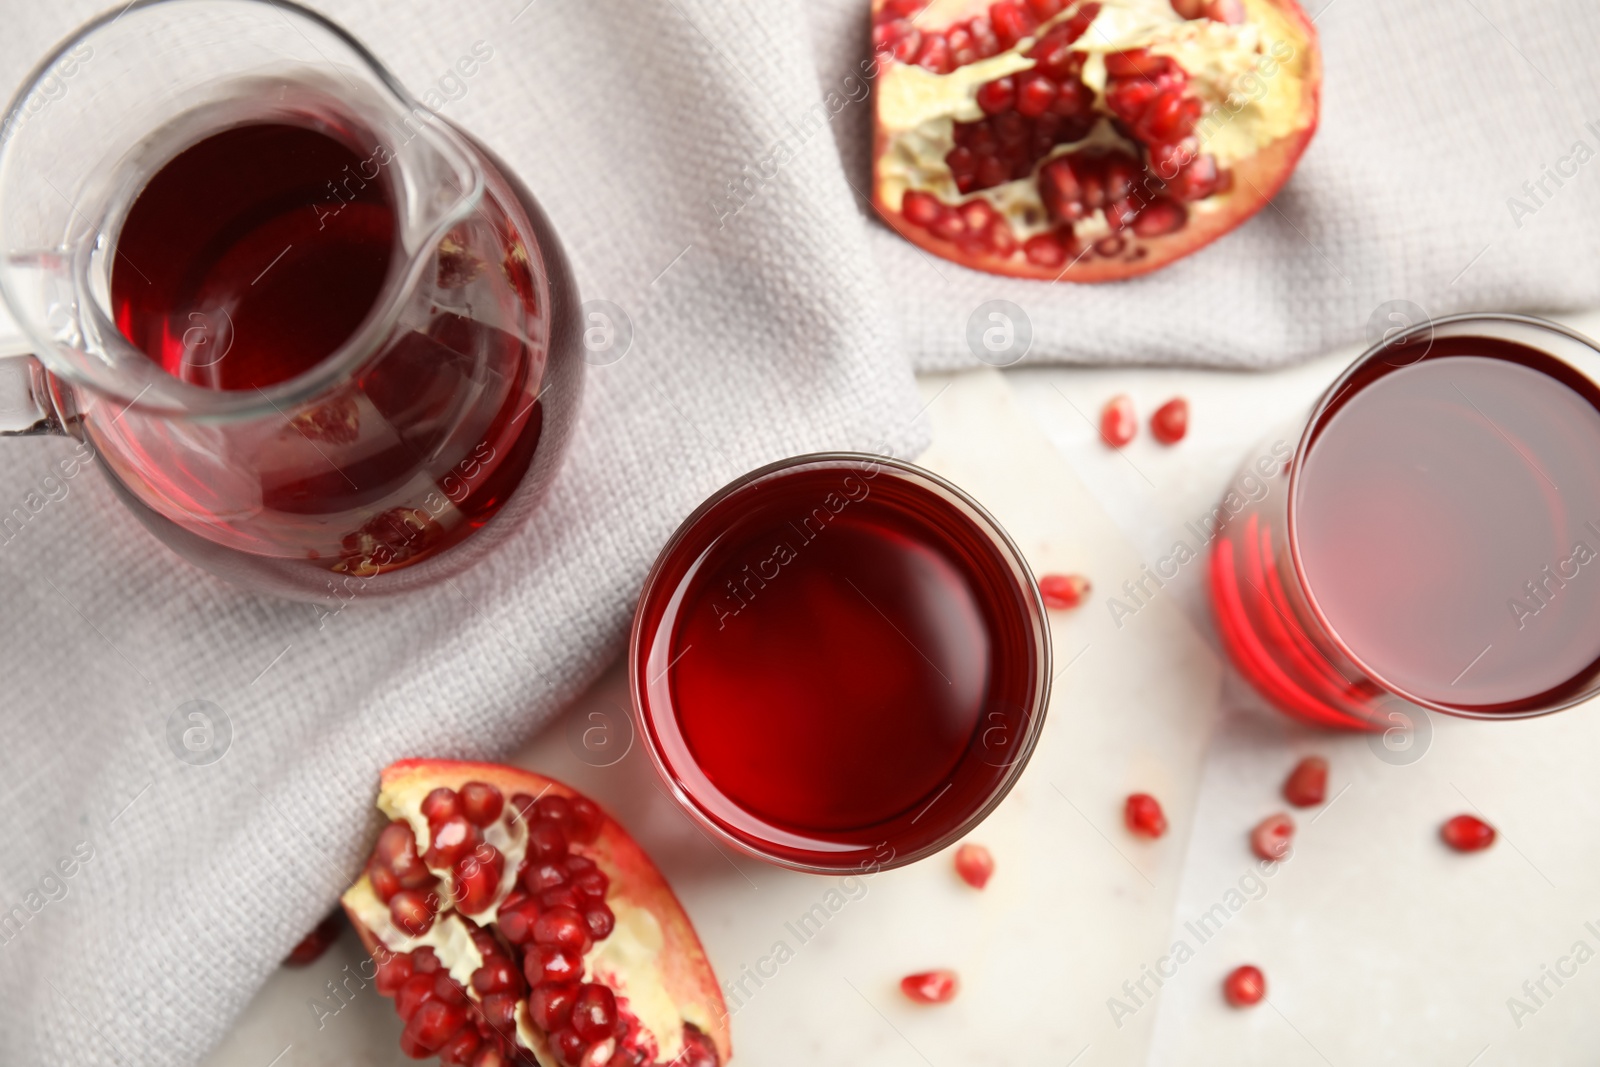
[341,758,732,1066]
[869,0,1322,282]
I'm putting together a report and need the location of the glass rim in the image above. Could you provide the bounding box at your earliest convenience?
[627,451,1053,875]
[1284,311,1600,720]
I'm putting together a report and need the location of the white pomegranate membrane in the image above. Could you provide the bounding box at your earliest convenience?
[342,764,728,1067]
[871,0,1318,279]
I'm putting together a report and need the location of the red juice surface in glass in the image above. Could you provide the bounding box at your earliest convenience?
[1213,336,1600,723]
[634,460,1046,870]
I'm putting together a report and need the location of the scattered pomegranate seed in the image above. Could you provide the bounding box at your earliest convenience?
[1441,814,1496,852]
[1282,756,1328,807]
[901,969,960,1004]
[1039,573,1091,610]
[1150,397,1189,444]
[1125,793,1167,839]
[1223,964,1265,1006]
[283,913,342,966]
[1250,813,1294,860]
[1100,394,1137,447]
[954,843,995,889]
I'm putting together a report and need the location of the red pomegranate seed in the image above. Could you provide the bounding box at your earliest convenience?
[901,969,960,1004]
[954,843,995,888]
[541,886,583,911]
[1282,756,1328,806]
[903,190,942,228]
[399,997,469,1057]
[375,951,415,996]
[439,1026,481,1066]
[498,899,541,944]
[1100,394,1137,447]
[389,889,437,937]
[1027,0,1063,16]
[915,32,952,74]
[425,816,483,869]
[989,1,1037,46]
[947,25,977,66]
[564,854,598,875]
[284,913,342,966]
[988,218,1019,257]
[571,869,609,900]
[529,821,570,863]
[1105,49,1173,78]
[1150,396,1189,444]
[459,781,504,826]
[368,862,402,902]
[434,971,470,1006]
[1039,573,1091,610]
[534,905,592,953]
[551,1028,586,1066]
[412,946,441,973]
[523,860,568,894]
[1251,813,1295,860]
[481,991,519,1036]
[1132,198,1188,238]
[395,972,438,1021]
[1223,964,1265,1006]
[572,983,619,1041]
[471,956,522,996]
[1014,72,1058,118]
[1023,233,1067,268]
[530,981,579,1031]
[975,76,1016,115]
[509,792,538,822]
[422,787,461,827]
[537,794,574,828]
[1125,793,1167,838]
[1167,154,1220,201]
[453,846,505,915]
[373,821,433,888]
[584,903,616,940]
[1441,814,1496,852]
[527,944,585,985]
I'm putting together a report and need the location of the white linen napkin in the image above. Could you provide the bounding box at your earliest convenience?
[0,0,1596,1064]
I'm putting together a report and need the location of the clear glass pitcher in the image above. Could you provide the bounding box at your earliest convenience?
[0,0,583,600]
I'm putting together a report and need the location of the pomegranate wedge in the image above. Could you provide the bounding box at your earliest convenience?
[342,759,730,1067]
[870,0,1321,280]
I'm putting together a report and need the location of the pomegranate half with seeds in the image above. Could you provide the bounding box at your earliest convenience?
[341,760,730,1067]
[870,0,1320,280]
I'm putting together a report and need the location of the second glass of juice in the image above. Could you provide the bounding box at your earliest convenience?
[1212,314,1600,729]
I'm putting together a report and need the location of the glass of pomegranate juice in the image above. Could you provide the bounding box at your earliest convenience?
[631,454,1053,873]
[1211,314,1600,730]
[0,0,582,599]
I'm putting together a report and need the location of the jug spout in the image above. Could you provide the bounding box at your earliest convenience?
[354,85,486,280]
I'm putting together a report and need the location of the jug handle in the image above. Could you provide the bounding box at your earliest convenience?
[0,302,61,436]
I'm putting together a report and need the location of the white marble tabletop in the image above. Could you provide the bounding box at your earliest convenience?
[206,310,1600,1067]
